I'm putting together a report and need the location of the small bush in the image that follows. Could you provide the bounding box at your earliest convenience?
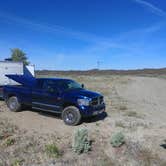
[12,159,23,166]
[96,122,100,126]
[45,144,61,158]
[110,132,125,147]
[119,105,127,110]
[115,121,126,128]
[0,135,3,140]
[125,111,140,118]
[73,128,91,154]
[5,138,15,146]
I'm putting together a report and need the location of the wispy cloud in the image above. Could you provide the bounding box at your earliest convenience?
[133,0,166,17]
[0,10,164,50]
[0,11,106,44]
[0,10,165,68]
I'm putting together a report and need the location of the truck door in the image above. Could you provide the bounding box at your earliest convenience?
[32,79,62,113]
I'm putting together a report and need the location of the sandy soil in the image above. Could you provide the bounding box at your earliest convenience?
[0,75,166,165]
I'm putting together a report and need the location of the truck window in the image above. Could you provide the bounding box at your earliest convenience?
[36,79,44,89]
[42,80,59,93]
[57,80,82,91]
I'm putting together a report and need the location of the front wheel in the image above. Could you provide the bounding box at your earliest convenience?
[62,106,81,126]
[6,96,22,112]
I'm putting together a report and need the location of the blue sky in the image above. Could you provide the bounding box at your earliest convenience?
[0,0,166,70]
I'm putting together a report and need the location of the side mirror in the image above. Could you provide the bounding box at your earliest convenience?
[81,84,84,88]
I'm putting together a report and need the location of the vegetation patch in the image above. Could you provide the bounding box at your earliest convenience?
[73,128,91,154]
[4,138,15,146]
[95,122,100,126]
[0,119,17,140]
[119,105,127,111]
[45,144,61,158]
[98,157,114,166]
[12,159,24,166]
[126,140,166,166]
[115,121,126,128]
[124,111,141,118]
[110,132,125,147]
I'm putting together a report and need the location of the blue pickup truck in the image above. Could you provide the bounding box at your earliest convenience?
[3,75,105,125]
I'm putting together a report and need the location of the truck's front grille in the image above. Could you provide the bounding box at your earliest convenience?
[91,96,104,106]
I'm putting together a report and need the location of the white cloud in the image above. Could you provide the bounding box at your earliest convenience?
[0,11,104,44]
[133,0,166,17]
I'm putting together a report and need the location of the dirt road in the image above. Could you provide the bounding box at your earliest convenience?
[117,76,166,124]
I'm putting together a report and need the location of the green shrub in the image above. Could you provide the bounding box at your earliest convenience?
[45,144,61,158]
[5,138,15,146]
[12,159,23,166]
[110,132,125,147]
[73,128,91,154]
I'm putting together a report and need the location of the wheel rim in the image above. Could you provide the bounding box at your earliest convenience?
[9,98,17,110]
[65,111,75,124]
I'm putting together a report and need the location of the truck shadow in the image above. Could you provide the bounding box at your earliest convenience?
[29,108,62,119]
[28,108,107,125]
[160,143,166,149]
[82,112,108,123]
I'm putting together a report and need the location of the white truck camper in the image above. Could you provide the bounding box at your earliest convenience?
[0,61,35,98]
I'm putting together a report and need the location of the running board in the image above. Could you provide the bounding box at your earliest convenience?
[32,107,61,114]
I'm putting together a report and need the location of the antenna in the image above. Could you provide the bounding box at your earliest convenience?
[97,60,102,70]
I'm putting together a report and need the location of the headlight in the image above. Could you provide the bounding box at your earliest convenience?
[77,98,90,106]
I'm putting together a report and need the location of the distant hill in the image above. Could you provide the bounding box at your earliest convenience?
[36,68,166,76]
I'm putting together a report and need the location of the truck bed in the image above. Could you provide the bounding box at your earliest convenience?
[3,85,32,105]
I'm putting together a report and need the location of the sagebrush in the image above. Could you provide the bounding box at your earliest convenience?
[45,144,61,158]
[110,132,125,147]
[73,128,91,154]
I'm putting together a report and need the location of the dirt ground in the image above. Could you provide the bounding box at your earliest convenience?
[0,74,166,166]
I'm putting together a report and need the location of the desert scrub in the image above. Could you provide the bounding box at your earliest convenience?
[12,159,23,166]
[45,144,61,158]
[4,138,15,146]
[73,128,91,154]
[110,132,125,147]
[124,111,141,118]
[0,118,18,140]
[119,105,127,111]
[96,122,100,126]
[126,140,165,166]
[115,121,126,128]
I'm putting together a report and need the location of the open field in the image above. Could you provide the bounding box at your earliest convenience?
[0,72,166,166]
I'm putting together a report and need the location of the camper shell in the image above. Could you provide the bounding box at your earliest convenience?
[0,61,35,98]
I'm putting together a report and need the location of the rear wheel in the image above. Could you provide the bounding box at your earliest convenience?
[6,96,22,112]
[62,106,81,126]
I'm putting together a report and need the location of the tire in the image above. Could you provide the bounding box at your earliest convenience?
[62,106,81,126]
[6,96,22,112]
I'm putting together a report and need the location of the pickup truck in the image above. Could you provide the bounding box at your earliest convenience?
[3,75,105,125]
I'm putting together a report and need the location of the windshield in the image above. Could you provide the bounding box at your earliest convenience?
[57,80,82,91]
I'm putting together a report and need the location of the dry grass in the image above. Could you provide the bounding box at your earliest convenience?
[0,74,165,165]
[45,144,62,158]
[124,111,142,118]
[4,137,15,146]
[119,105,127,111]
[126,140,166,166]
[0,117,64,165]
[115,121,126,128]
